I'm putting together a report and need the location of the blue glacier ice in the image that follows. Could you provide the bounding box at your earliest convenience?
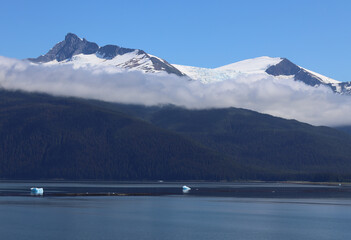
[30,187,44,195]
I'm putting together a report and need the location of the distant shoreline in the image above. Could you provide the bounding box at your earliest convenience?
[0,179,349,186]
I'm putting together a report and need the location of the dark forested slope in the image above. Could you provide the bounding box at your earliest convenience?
[1,90,351,181]
[0,90,242,180]
[144,108,351,180]
[93,102,351,181]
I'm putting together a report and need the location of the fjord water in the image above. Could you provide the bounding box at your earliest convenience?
[1,182,351,240]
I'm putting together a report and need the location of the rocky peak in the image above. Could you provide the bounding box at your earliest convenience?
[28,33,99,63]
[65,33,80,42]
[28,33,186,77]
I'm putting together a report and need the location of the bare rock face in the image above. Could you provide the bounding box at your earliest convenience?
[29,33,99,63]
[266,58,300,76]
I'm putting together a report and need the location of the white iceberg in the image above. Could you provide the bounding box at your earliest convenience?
[182,185,191,193]
[30,187,44,195]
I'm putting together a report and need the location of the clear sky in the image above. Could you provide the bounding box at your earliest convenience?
[1,0,350,81]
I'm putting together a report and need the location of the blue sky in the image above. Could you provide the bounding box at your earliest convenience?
[1,0,350,81]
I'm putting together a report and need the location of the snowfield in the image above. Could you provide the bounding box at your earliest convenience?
[173,57,283,84]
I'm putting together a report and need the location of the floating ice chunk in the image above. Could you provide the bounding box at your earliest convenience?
[30,187,44,195]
[182,185,191,193]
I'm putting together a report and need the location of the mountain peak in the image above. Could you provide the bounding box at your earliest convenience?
[65,33,82,42]
[28,33,98,63]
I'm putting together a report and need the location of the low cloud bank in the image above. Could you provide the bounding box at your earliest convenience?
[0,56,350,126]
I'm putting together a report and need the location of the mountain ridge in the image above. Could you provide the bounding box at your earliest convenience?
[28,33,185,76]
[27,33,351,94]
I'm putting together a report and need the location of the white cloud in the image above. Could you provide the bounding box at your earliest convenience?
[0,56,350,127]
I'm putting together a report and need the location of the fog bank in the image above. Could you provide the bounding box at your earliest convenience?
[0,56,350,126]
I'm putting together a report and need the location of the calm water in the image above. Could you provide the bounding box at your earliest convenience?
[0,181,351,240]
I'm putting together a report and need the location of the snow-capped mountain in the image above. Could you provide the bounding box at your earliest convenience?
[174,57,351,94]
[28,33,185,76]
[28,33,351,94]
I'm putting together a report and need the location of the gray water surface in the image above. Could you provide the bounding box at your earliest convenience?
[0,181,350,240]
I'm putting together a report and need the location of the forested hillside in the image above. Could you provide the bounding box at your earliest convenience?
[1,90,351,181]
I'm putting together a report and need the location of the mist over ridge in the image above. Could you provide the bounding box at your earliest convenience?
[1,55,350,126]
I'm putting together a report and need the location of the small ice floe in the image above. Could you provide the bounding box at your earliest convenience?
[182,185,191,193]
[30,187,44,195]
